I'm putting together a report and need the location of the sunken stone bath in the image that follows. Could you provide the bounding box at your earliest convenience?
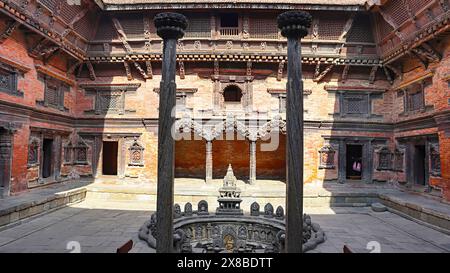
[139,165,326,253]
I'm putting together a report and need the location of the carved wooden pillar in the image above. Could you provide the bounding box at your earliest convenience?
[249,140,257,185]
[278,11,312,253]
[205,140,213,183]
[154,12,188,253]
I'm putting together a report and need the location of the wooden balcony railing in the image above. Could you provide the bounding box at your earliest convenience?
[220,27,240,37]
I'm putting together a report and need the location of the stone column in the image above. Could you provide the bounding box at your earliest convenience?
[249,140,257,185]
[154,12,188,253]
[277,11,312,253]
[205,140,213,183]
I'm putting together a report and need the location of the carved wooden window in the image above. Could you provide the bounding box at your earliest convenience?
[319,145,336,169]
[0,63,22,97]
[129,138,144,166]
[95,91,125,115]
[28,139,40,166]
[63,142,73,164]
[394,149,404,172]
[342,94,369,115]
[220,13,239,37]
[318,15,345,40]
[403,82,425,113]
[74,140,88,165]
[185,16,211,38]
[430,145,441,177]
[119,16,144,39]
[40,76,69,111]
[249,17,278,39]
[377,147,393,170]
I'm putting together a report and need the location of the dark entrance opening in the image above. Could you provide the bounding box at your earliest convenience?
[414,145,426,186]
[220,13,239,28]
[103,141,118,176]
[0,129,12,196]
[223,85,243,103]
[42,139,53,179]
[346,145,362,180]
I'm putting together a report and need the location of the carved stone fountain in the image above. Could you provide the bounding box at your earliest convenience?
[139,165,326,253]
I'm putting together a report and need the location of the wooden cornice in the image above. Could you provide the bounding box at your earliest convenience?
[324,85,387,92]
[0,55,31,72]
[35,64,76,86]
[394,71,434,90]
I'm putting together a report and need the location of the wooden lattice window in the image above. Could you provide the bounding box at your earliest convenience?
[318,15,346,40]
[185,17,211,38]
[377,147,393,170]
[74,140,88,165]
[343,95,369,115]
[63,142,73,164]
[347,14,375,43]
[95,91,125,115]
[28,139,40,166]
[0,63,22,97]
[384,0,409,27]
[249,17,278,39]
[40,76,69,111]
[129,138,144,166]
[319,145,336,169]
[404,83,425,113]
[220,13,240,37]
[430,144,441,177]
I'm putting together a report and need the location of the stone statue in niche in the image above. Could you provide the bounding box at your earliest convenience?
[184,202,193,216]
[275,206,284,220]
[264,203,274,218]
[174,204,182,219]
[238,226,247,239]
[197,200,209,215]
[250,202,260,216]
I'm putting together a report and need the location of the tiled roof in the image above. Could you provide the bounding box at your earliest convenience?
[101,0,367,5]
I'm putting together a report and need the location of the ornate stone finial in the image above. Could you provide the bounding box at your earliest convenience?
[224,164,237,187]
[277,11,312,39]
[154,12,188,40]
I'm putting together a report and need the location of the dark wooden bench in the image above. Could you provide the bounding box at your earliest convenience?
[117,240,134,253]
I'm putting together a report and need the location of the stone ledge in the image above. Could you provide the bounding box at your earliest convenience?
[379,194,450,231]
[0,188,87,228]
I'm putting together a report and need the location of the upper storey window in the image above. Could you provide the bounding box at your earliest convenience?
[223,85,242,103]
[37,74,70,112]
[220,13,239,37]
[0,63,22,97]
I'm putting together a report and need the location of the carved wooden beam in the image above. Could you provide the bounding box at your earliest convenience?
[67,61,82,76]
[124,61,133,81]
[383,66,393,84]
[133,61,149,80]
[86,61,96,81]
[314,65,334,83]
[214,60,219,77]
[277,61,285,81]
[0,21,20,44]
[385,64,402,80]
[341,65,349,82]
[339,15,355,41]
[369,66,378,84]
[414,43,442,62]
[314,62,321,79]
[28,38,50,58]
[111,17,133,53]
[146,61,153,79]
[179,61,185,79]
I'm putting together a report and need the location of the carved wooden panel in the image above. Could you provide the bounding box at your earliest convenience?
[185,16,211,38]
[249,16,278,39]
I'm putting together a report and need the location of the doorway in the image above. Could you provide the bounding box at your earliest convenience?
[42,139,53,179]
[414,145,427,186]
[103,141,118,176]
[0,129,12,196]
[346,145,363,180]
